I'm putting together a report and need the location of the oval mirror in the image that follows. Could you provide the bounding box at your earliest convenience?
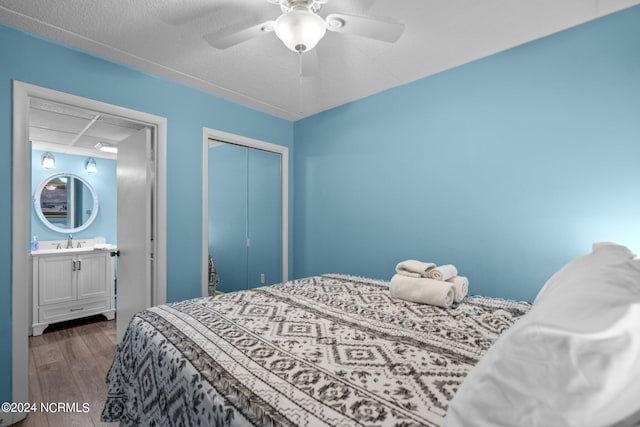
[34,172,99,234]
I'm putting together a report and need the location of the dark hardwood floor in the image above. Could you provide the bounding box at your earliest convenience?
[16,316,118,427]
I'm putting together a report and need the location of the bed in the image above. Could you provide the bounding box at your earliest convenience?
[102,274,530,426]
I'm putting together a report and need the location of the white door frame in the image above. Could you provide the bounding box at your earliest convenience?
[201,127,289,296]
[10,81,167,424]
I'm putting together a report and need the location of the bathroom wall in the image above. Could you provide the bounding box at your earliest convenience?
[31,149,117,244]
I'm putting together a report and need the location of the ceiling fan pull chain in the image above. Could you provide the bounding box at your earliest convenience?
[298,52,303,115]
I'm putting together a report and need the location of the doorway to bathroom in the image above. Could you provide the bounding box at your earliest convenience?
[11,81,167,422]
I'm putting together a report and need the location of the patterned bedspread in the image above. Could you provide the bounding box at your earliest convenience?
[102,274,530,426]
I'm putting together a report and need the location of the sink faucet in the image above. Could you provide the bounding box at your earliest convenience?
[66,234,73,249]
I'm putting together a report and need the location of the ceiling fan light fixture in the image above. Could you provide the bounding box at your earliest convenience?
[274,7,326,53]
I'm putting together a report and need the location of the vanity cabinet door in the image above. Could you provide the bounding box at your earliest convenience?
[32,250,115,336]
[76,252,109,300]
[38,255,75,305]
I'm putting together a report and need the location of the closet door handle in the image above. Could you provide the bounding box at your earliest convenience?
[72,260,77,271]
[77,260,81,271]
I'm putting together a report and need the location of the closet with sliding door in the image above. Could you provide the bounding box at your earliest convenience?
[208,142,282,293]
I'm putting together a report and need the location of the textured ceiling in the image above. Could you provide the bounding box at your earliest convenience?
[1,0,639,121]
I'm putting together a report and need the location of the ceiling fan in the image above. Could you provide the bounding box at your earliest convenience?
[204,0,405,54]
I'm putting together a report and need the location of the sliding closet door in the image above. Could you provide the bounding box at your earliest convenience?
[247,149,282,287]
[209,143,248,293]
[209,142,282,292]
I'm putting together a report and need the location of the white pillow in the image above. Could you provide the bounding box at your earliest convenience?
[445,243,640,427]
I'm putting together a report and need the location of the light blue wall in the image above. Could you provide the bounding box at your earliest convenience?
[31,150,117,244]
[293,6,640,303]
[0,23,293,404]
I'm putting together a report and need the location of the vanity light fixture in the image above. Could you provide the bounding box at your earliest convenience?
[95,142,118,154]
[85,157,97,173]
[41,152,55,169]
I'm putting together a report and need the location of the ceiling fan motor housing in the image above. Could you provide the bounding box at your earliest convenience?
[276,0,326,14]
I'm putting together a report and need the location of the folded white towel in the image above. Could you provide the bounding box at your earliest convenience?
[427,264,458,281]
[389,274,455,308]
[446,276,469,303]
[395,260,436,278]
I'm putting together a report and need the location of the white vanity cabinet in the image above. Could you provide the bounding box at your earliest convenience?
[32,250,115,336]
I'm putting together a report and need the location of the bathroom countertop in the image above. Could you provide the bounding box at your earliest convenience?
[32,244,117,256]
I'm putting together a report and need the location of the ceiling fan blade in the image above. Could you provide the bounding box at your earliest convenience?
[204,20,275,49]
[325,13,404,43]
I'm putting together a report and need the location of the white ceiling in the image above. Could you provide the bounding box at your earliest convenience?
[29,97,144,159]
[1,0,639,121]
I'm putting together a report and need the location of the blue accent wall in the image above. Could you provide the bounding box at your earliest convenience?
[0,24,293,404]
[31,150,117,244]
[293,6,640,303]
